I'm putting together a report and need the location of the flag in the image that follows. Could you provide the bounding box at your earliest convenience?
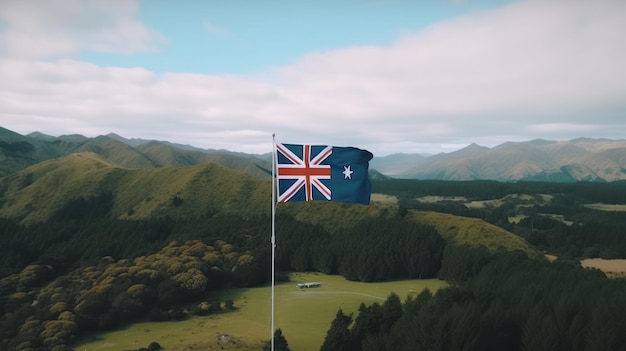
[275,143,373,204]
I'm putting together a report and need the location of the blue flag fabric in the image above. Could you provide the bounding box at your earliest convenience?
[276,143,373,204]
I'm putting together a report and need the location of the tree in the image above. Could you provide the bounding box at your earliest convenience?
[380,292,403,333]
[320,309,354,351]
[263,328,290,351]
[352,302,383,344]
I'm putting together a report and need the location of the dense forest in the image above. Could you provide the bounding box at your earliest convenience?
[0,195,444,350]
[320,249,626,351]
[373,179,626,258]
[312,179,626,351]
[1,179,626,350]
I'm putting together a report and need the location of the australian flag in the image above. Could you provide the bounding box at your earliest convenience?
[276,143,373,204]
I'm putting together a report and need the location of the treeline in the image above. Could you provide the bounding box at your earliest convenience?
[373,179,626,258]
[275,215,445,281]
[373,179,626,204]
[0,197,447,349]
[0,240,257,351]
[322,246,626,351]
[0,216,255,278]
[0,204,270,279]
[1,213,444,284]
[512,210,626,258]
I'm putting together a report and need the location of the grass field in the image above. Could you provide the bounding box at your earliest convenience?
[584,203,626,212]
[416,195,467,203]
[73,272,447,351]
[582,258,626,279]
[507,214,527,224]
[538,213,574,226]
[370,193,398,205]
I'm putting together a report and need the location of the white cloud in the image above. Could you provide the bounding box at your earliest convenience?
[0,0,625,156]
[0,0,165,59]
[279,0,626,115]
[527,123,604,134]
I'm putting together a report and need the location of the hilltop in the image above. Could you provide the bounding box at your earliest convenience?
[2,125,626,350]
[0,152,271,224]
[0,126,271,179]
[2,126,626,182]
[379,138,626,182]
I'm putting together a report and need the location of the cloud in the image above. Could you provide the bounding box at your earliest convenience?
[527,123,604,134]
[0,0,625,156]
[278,0,626,114]
[0,0,165,59]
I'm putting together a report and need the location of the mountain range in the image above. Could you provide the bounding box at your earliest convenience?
[2,126,626,182]
[0,127,272,179]
[372,138,626,182]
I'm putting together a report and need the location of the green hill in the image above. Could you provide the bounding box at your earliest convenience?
[0,149,551,351]
[0,153,540,260]
[0,127,59,176]
[1,126,271,179]
[0,152,271,224]
[411,210,543,259]
[73,137,156,168]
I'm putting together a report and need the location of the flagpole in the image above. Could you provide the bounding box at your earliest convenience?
[271,133,277,351]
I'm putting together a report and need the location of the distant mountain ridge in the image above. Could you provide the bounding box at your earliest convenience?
[2,126,626,182]
[389,138,626,182]
[0,126,271,179]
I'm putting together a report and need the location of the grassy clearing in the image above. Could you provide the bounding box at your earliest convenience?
[584,203,626,212]
[465,198,505,209]
[545,254,558,262]
[416,195,467,203]
[581,258,626,273]
[508,214,527,224]
[466,194,552,209]
[73,272,447,351]
[370,193,398,205]
[538,213,574,226]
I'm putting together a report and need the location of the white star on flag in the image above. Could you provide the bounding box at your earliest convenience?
[343,165,353,179]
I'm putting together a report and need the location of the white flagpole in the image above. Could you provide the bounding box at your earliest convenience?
[271,133,277,351]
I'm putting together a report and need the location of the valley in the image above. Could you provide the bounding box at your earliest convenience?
[2,127,626,350]
[73,273,447,351]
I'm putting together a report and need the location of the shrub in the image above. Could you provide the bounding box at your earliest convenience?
[58,311,76,321]
[173,268,207,295]
[39,320,77,340]
[18,319,41,334]
[49,302,67,314]
[127,284,147,298]
[18,264,55,288]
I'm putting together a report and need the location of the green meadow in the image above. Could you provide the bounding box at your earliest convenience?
[73,272,447,351]
[584,203,626,212]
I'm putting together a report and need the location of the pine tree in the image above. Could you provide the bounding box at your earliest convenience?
[320,309,354,351]
[263,328,290,351]
[380,292,403,333]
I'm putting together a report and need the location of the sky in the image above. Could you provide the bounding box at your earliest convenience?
[0,0,625,156]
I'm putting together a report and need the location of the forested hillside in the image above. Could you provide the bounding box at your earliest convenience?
[321,250,626,351]
[373,179,626,258]
[311,178,626,351]
[0,160,451,350]
[2,146,626,350]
